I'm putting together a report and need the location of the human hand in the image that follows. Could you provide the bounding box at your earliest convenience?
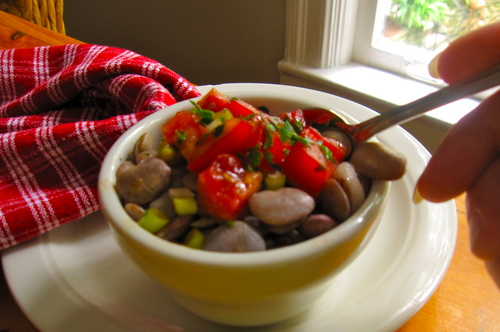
[417,22,500,288]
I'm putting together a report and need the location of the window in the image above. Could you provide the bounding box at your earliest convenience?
[354,0,500,84]
[280,0,494,152]
[284,0,499,85]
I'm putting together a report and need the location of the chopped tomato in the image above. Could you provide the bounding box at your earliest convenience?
[162,89,350,198]
[162,109,261,173]
[161,110,209,162]
[228,99,262,118]
[305,126,348,163]
[254,129,291,172]
[279,109,307,133]
[197,88,231,112]
[197,154,263,221]
[281,137,335,195]
[187,117,261,173]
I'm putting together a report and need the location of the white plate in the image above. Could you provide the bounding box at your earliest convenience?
[2,83,457,332]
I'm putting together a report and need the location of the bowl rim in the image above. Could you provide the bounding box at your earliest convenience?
[98,83,390,267]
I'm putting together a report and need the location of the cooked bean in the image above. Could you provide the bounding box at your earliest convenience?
[334,162,365,212]
[190,217,217,229]
[136,150,158,164]
[272,229,304,248]
[149,190,176,219]
[243,215,269,237]
[182,172,198,192]
[157,215,193,241]
[133,132,155,159]
[322,128,353,156]
[263,218,304,235]
[319,178,350,222]
[117,160,134,175]
[124,202,145,221]
[169,166,189,188]
[248,187,315,227]
[350,141,407,180]
[116,157,171,205]
[298,214,338,239]
[202,221,266,252]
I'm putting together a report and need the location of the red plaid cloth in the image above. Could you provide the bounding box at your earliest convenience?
[0,44,200,250]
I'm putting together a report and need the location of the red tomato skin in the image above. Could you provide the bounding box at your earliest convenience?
[256,130,291,172]
[280,109,307,132]
[228,99,261,118]
[281,142,334,195]
[197,88,231,112]
[161,110,209,162]
[187,118,261,173]
[197,154,263,221]
[305,126,348,163]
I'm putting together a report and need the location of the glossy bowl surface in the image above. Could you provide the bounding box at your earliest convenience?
[98,83,390,326]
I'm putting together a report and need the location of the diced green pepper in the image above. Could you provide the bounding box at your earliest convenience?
[137,208,170,233]
[157,139,179,164]
[265,171,286,190]
[172,197,198,215]
[213,108,233,121]
[184,228,205,249]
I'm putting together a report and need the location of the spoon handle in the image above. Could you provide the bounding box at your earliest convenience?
[352,63,500,142]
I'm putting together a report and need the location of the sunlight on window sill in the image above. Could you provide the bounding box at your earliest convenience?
[278,61,479,127]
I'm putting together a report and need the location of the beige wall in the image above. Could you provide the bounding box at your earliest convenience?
[64,0,287,85]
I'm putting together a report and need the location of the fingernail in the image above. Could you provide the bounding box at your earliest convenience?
[412,185,424,204]
[428,53,441,79]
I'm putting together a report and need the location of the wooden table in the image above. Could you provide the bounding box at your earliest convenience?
[0,9,498,332]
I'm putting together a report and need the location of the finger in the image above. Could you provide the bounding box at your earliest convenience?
[485,258,500,289]
[417,91,500,202]
[437,22,500,84]
[466,157,500,260]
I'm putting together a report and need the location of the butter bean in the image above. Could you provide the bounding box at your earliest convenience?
[334,162,365,212]
[299,214,338,239]
[133,132,155,160]
[350,142,407,180]
[116,157,171,205]
[124,202,145,221]
[319,178,350,222]
[136,150,158,164]
[202,221,266,252]
[157,215,193,241]
[249,187,315,227]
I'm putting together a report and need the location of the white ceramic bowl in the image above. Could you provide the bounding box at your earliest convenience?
[98,83,390,327]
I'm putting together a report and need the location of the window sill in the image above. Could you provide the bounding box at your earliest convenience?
[278,61,479,127]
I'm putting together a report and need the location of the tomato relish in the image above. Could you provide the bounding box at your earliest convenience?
[161,88,348,221]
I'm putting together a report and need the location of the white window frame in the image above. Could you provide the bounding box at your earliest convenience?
[284,0,439,81]
[284,0,359,69]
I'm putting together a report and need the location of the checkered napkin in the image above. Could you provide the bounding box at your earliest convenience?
[0,44,200,250]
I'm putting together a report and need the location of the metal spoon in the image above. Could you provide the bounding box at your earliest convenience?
[304,63,500,152]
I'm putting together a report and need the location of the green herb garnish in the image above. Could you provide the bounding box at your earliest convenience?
[247,146,264,167]
[175,130,186,145]
[190,101,214,125]
[317,140,333,162]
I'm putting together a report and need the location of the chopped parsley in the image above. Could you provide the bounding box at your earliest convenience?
[189,101,214,125]
[317,140,333,162]
[247,146,264,168]
[175,130,186,145]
